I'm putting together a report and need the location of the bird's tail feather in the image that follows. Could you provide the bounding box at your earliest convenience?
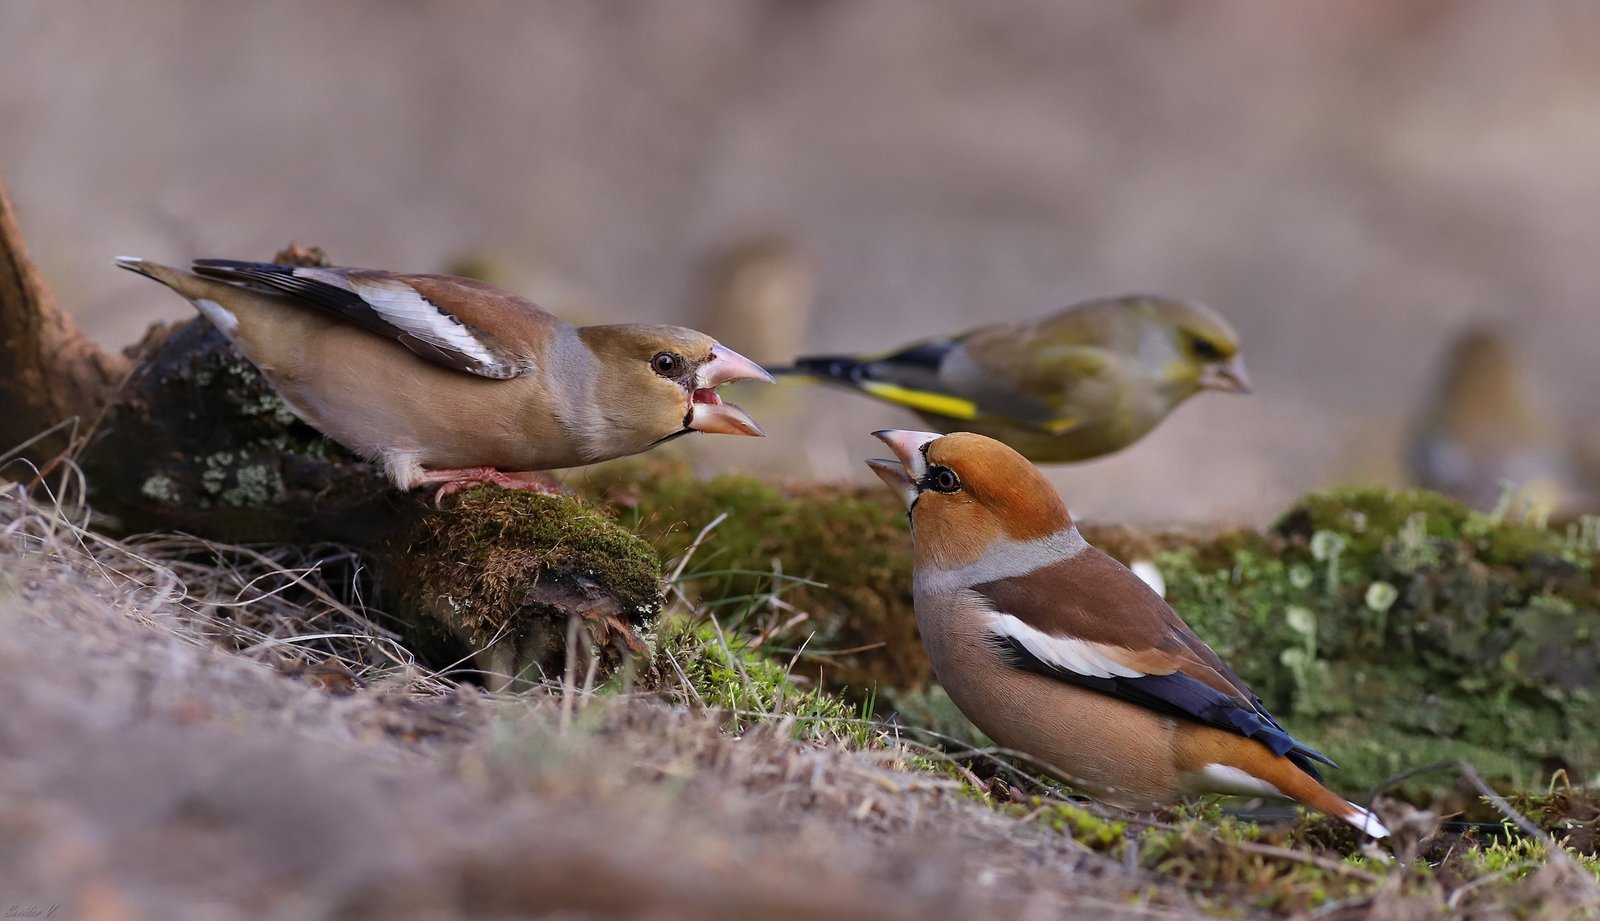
[114,256,206,294]
[1336,801,1392,839]
[114,255,168,282]
[761,355,869,386]
[1193,736,1390,838]
[1264,755,1390,838]
[771,355,866,382]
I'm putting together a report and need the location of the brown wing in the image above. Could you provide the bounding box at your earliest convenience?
[191,260,561,379]
[972,548,1254,700]
[972,547,1335,774]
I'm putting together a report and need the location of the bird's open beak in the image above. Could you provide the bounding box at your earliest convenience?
[1200,354,1252,394]
[867,429,940,509]
[698,343,776,388]
[687,344,774,437]
[865,459,916,509]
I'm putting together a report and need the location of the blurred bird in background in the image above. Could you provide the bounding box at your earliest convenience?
[1577,430,1600,504]
[770,295,1251,462]
[1406,327,1578,514]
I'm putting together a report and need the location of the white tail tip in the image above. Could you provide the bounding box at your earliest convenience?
[1343,802,1390,838]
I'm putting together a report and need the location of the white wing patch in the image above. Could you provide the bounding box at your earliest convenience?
[344,279,506,370]
[1129,559,1166,597]
[1189,763,1283,798]
[987,610,1145,679]
[192,298,239,338]
[1340,803,1391,839]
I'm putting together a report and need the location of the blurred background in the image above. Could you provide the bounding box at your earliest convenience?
[4,0,1598,524]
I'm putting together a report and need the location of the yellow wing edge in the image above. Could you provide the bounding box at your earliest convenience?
[1039,415,1082,435]
[858,381,979,420]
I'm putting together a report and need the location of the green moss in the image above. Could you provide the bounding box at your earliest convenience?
[1504,786,1600,854]
[988,792,1597,916]
[1031,801,1129,849]
[1143,486,1600,798]
[1280,486,1581,568]
[139,475,178,504]
[1138,827,1334,915]
[386,488,663,686]
[571,465,1600,800]
[579,458,924,694]
[653,615,876,746]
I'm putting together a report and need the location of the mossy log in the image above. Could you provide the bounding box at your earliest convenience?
[381,489,663,689]
[80,317,400,543]
[579,460,924,692]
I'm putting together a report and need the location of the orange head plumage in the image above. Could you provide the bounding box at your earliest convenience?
[868,430,1072,570]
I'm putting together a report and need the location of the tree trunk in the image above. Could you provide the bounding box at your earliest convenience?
[0,168,129,465]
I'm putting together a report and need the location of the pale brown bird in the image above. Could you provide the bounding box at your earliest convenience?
[1407,328,1570,512]
[867,429,1387,836]
[773,295,1250,463]
[116,257,772,493]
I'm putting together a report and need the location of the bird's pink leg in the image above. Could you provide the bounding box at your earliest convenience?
[412,466,567,504]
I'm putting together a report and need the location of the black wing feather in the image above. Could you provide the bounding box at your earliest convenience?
[190,259,513,378]
[785,339,958,392]
[191,259,414,340]
[990,634,1335,780]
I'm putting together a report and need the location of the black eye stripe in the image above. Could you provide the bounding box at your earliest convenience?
[921,465,961,493]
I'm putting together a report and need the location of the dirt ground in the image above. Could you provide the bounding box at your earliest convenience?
[7,471,1600,919]
[0,486,1208,920]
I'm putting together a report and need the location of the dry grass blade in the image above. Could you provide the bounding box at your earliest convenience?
[0,456,452,696]
[1458,760,1600,891]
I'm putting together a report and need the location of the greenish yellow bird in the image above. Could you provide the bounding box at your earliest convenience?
[771,295,1251,462]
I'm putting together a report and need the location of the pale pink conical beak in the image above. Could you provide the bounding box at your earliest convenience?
[686,343,774,437]
[867,429,941,508]
[1200,354,1252,394]
[865,458,916,508]
[697,343,776,388]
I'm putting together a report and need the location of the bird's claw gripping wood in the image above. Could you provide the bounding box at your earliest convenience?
[423,467,570,506]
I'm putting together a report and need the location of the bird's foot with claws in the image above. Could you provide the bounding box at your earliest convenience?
[417,467,568,505]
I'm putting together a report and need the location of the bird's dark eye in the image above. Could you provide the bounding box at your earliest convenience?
[1192,337,1223,360]
[651,352,682,376]
[925,465,961,493]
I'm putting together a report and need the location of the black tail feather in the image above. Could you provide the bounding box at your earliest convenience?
[781,354,868,383]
